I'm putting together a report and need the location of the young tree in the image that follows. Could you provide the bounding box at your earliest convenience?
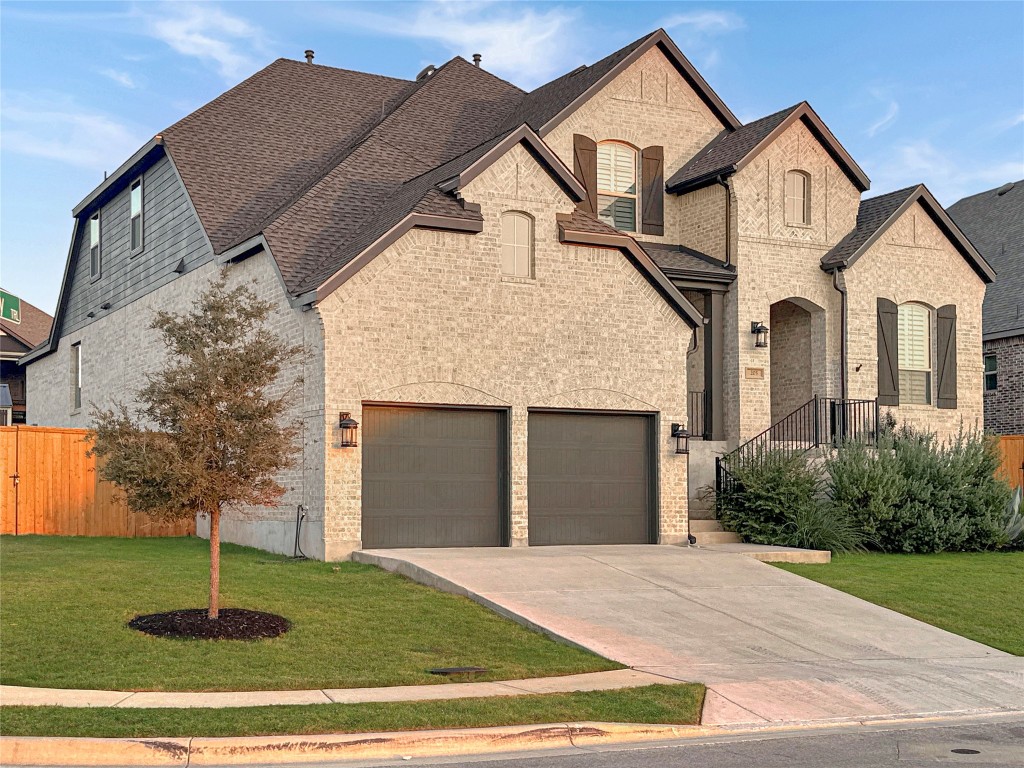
[90,275,302,619]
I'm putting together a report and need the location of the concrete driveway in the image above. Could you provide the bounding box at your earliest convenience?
[354,546,1024,725]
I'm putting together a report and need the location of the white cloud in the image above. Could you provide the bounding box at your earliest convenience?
[0,91,148,172]
[661,10,745,34]
[100,68,137,89]
[868,138,1024,205]
[143,3,265,81]
[992,111,1024,133]
[337,1,584,88]
[866,100,899,138]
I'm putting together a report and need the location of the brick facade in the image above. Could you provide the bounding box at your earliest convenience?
[316,144,691,558]
[983,336,1024,435]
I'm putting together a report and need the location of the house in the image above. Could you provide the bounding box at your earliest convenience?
[1,291,53,424]
[22,30,993,559]
[949,181,1023,435]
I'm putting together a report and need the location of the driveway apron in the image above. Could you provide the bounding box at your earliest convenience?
[354,545,1024,725]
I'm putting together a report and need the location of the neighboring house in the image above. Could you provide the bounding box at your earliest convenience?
[949,181,1024,435]
[23,30,993,559]
[1,292,53,424]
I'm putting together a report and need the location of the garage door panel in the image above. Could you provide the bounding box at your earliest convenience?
[362,406,504,549]
[528,412,653,546]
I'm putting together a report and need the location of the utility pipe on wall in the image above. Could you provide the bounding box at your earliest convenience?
[832,268,848,400]
[714,175,733,267]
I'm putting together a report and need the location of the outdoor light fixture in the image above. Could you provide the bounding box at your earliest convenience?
[751,321,769,348]
[338,412,359,447]
[670,423,690,455]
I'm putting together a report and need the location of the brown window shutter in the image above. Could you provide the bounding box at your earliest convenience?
[640,145,664,235]
[573,134,598,217]
[877,297,900,406]
[935,304,957,409]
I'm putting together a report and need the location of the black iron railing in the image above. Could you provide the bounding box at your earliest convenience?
[688,390,707,440]
[716,396,878,506]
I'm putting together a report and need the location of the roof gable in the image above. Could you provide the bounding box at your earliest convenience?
[821,184,995,283]
[667,102,870,193]
[0,293,53,349]
[509,29,740,136]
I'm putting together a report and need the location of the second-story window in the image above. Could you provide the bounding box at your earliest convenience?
[130,178,143,252]
[500,211,533,278]
[89,213,101,279]
[71,342,82,411]
[785,170,811,226]
[596,142,637,232]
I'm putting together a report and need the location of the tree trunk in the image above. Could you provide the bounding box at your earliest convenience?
[208,506,220,620]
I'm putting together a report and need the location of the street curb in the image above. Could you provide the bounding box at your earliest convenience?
[3,711,1022,766]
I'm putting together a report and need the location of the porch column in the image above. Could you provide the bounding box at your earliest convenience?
[703,290,726,441]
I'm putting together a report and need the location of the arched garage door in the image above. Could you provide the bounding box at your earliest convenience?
[527,411,655,545]
[361,405,508,548]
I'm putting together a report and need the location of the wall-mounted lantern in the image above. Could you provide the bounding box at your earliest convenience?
[751,321,769,348]
[338,412,359,447]
[670,423,690,455]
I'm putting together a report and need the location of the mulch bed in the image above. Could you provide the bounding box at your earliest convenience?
[128,609,291,641]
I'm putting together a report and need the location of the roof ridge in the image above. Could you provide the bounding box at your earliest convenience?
[273,56,412,84]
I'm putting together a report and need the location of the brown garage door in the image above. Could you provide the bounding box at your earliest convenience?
[362,406,506,548]
[528,411,654,546]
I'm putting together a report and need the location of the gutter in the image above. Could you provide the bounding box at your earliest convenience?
[831,268,848,399]
[714,175,733,267]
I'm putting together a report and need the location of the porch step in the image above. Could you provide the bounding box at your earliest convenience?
[689,519,742,545]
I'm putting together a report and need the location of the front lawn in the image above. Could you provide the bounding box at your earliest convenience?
[0,536,619,691]
[0,684,705,738]
[776,552,1024,655]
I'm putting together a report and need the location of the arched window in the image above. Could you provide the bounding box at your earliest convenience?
[785,170,811,226]
[898,302,931,404]
[596,141,638,232]
[500,211,533,278]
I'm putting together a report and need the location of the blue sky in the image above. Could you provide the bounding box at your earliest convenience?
[2,1,1022,315]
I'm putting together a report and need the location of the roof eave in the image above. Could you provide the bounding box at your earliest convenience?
[538,29,740,138]
[72,137,165,217]
[666,167,735,195]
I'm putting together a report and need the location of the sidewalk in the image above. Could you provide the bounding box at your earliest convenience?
[0,668,669,709]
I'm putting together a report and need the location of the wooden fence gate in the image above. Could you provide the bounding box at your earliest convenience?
[1,425,195,537]
[997,435,1024,491]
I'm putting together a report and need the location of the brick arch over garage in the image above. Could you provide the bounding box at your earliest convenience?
[769,296,826,423]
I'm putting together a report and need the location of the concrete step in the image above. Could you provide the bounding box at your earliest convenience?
[693,530,743,545]
[689,519,724,533]
[688,508,718,521]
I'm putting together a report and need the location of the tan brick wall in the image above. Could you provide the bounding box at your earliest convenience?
[725,119,861,443]
[543,47,726,248]
[677,185,728,261]
[844,201,986,439]
[26,254,328,557]
[317,143,692,558]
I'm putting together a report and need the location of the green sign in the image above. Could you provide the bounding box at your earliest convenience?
[1,289,22,324]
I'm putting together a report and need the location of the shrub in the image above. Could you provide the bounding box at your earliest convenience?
[997,485,1024,550]
[719,450,866,553]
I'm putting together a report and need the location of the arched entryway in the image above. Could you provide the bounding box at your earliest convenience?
[769,298,824,423]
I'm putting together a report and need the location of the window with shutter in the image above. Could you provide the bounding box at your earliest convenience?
[785,170,811,226]
[898,303,931,404]
[500,211,533,278]
[89,213,101,279]
[596,142,638,232]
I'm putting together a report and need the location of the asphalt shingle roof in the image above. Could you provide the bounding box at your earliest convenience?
[666,105,800,192]
[949,180,1024,337]
[0,293,53,350]
[820,186,920,271]
[640,243,735,279]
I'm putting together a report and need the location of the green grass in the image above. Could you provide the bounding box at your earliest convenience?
[0,536,619,691]
[776,551,1024,655]
[0,684,704,738]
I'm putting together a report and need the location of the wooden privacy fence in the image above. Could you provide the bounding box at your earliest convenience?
[1,425,195,537]
[996,435,1024,491]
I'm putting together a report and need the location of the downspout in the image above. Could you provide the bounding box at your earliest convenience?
[714,175,733,267]
[832,268,848,400]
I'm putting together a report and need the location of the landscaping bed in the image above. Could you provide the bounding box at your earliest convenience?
[0,684,705,738]
[0,536,619,691]
[777,552,1024,655]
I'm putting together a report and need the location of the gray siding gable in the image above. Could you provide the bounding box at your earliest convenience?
[59,152,214,339]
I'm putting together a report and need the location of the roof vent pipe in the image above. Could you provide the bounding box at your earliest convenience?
[305,50,314,64]
[472,53,481,67]
[416,64,436,81]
